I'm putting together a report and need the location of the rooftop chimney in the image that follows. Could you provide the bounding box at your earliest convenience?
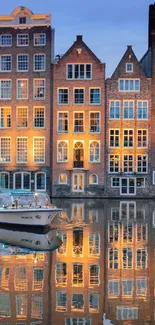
[76,35,83,42]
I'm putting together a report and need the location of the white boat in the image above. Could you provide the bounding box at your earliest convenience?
[0,190,62,226]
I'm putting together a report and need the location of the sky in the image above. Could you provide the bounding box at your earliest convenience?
[0,0,153,76]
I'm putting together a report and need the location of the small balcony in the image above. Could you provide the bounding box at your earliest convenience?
[73,161,84,168]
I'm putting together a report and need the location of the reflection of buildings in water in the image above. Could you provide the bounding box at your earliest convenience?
[0,252,50,324]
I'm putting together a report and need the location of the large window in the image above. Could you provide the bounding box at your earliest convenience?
[57,141,68,162]
[0,55,11,72]
[89,141,100,163]
[136,224,147,241]
[0,172,9,189]
[14,266,27,291]
[14,173,31,190]
[89,264,100,286]
[59,173,67,184]
[109,155,119,173]
[56,262,67,285]
[34,33,46,46]
[34,107,45,128]
[123,223,133,242]
[109,129,120,147]
[137,101,148,119]
[89,173,98,184]
[0,34,12,46]
[108,248,119,269]
[0,80,11,99]
[117,307,138,320]
[33,79,45,99]
[137,130,148,147]
[119,79,140,91]
[89,112,100,133]
[67,64,92,79]
[0,293,11,317]
[0,137,11,163]
[109,101,120,119]
[56,291,67,311]
[33,137,45,163]
[35,172,46,191]
[16,137,28,163]
[58,89,69,105]
[123,101,134,119]
[73,112,84,132]
[57,231,67,255]
[17,54,28,72]
[108,280,120,297]
[89,232,100,255]
[123,129,133,147]
[123,248,133,269]
[122,279,133,296]
[33,54,46,71]
[17,80,28,99]
[89,88,100,104]
[72,263,83,286]
[123,155,134,173]
[58,112,68,133]
[74,88,84,104]
[17,107,28,128]
[89,293,99,312]
[136,249,147,269]
[136,279,147,296]
[31,294,43,319]
[32,267,44,290]
[108,223,119,242]
[0,107,11,128]
[72,294,84,311]
[137,155,148,173]
[17,34,29,46]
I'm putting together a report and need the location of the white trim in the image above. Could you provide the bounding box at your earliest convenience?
[33,53,46,72]
[0,79,12,100]
[16,79,28,100]
[137,100,148,120]
[33,33,46,46]
[35,172,46,191]
[0,54,12,72]
[125,62,133,72]
[89,263,100,286]
[73,87,85,105]
[33,106,45,129]
[120,178,136,196]
[153,171,155,185]
[57,88,69,105]
[13,172,31,190]
[16,106,28,129]
[89,111,101,134]
[17,54,29,72]
[57,111,69,134]
[89,87,101,105]
[66,63,92,80]
[136,154,148,174]
[59,173,68,185]
[118,78,140,92]
[17,33,29,47]
[108,154,120,174]
[123,154,134,173]
[109,100,120,119]
[123,99,134,119]
[136,248,147,269]
[109,128,120,148]
[123,128,134,148]
[16,136,28,163]
[0,34,12,47]
[57,140,69,163]
[137,129,148,148]
[89,173,98,184]
[72,173,84,192]
[89,140,100,163]
[0,171,10,189]
[33,137,45,164]
[73,111,84,133]
[0,106,11,129]
[111,177,120,188]
[0,136,11,163]
[33,78,46,100]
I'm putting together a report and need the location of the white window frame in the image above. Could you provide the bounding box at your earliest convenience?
[71,293,84,311]
[73,111,84,133]
[0,55,12,72]
[89,87,101,105]
[123,100,134,119]
[137,101,148,120]
[89,293,99,312]
[17,79,28,100]
[89,232,100,256]
[17,34,29,47]
[109,154,120,173]
[89,140,100,163]
[33,107,45,129]
[136,248,147,269]
[89,111,101,134]
[136,223,148,242]
[35,172,46,191]
[136,278,147,296]
[109,100,120,119]
[57,111,69,134]
[55,262,67,286]
[16,106,28,128]
[123,129,134,147]
[33,137,45,164]
[33,33,46,46]
[57,140,68,163]
[57,88,69,105]
[126,63,133,72]
[13,172,31,190]
[89,264,100,286]
[89,173,98,184]
[0,107,11,128]
[108,222,120,242]
[33,79,45,100]
[72,173,84,192]
[111,177,120,188]
[67,63,92,80]
[137,129,148,148]
[118,79,140,92]
[33,54,46,72]
[136,154,148,174]
[122,248,133,269]
[56,291,67,312]
[0,171,9,189]
[123,155,134,173]
[17,54,29,72]
[109,129,120,147]
[59,173,68,184]
[0,80,11,100]
[116,306,138,320]
[0,137,11,163]
[16,137,28,163]
[108,280,120,297]
[73,88,85,105]
[108,248,119,269]
[0,34,12,47]
[120,201,136,220]
[122,279,134,296]
[72,263,84,286]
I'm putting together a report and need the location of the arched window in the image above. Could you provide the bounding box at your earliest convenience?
[57,141,68,162]
[59,173,67,184]
[14,172,31,190]
[0,172,9,189]
[89,141,100,162]
[35,172,46,191]
[89,174,98,184]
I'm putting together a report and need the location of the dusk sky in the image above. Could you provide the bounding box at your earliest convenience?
[0,0,153,76]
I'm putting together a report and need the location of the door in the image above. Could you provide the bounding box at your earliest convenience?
[120,178,136,195]
[73,174,84,192]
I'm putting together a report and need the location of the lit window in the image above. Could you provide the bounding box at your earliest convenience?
[56,262,67,285]
[89,232,100,255]
[123,101,134,119]
[32,267,44,291]
[0,34,12,46]
[59,173,67,184]
[137,129,147,147]
[31,294,43,319]
[73,112,84,132]
[119,79,140,91]
[34,54,46,71]
[0,80,11,99]
[89,112,100,133]
[123,248,133,269]
[58,112,68,133]
[0,172,9,189]
[0,137,11,163]
[89,173,98,184]
[0,55,11,72]
[0,293,11,317]
[117,307,138,320]
[109,155,119,173]
[14,173,30,190]
[72,263,83,286]
[56,291,67,311]
[136,224,147,241]
[137,155,148,173]
[89,293,99,312]
[136,279,147,296]
[17,34,29,46]
[109,129,120,147]
[0,107,11,128]
[19,16,26,24]
[58,89,69,105]
[108,223,119,242]
[123,223,133,242]
[137,101,148,119]
[111,177,120,187]
[35,172,46,191]
[108,248,119,269]
[136,249,147,269]
[89,88,100,104]
[109,101,120,118]
[89,141,100,163]
[16,137,28,163]
[57,231,67,255]
[14,266,27,291]
[34,33,46,46]
[74,88,84,104]
[17,55,28,72]
[33,137,45,163]
[16,294,27,318]
[72,204,84,222]
[72,294,84,311]
[89,264,99,286]
[0,267,9,289]
[122,279,133,296]
[73,228,83,256]
[108,280,120,297]
[123,155,133,173]
[123,129,133,147]
[17,107,28,128]
[67,64,92,79]
[34,107,45,128]
[126,63,133,72]
[17,80,28,99]
[57,141,68,162]
[33,79,45,99]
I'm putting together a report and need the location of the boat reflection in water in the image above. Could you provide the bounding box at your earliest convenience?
[0,199,155,324]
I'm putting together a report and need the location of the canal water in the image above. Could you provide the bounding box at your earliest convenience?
[0,198,155,324]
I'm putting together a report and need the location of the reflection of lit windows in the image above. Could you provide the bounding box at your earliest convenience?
[72,263,83,286]
[0,293,11,317]
[72,293,84,311]
[89,264,100,286]
[122,279,133,297]
[0,172,9,189]
[57,141,68,162]
[108,248,119,269]
[89,232,100,255]
[56,262,67,285]
[56,291,67,311]
[72,204,84,222]
[108,223,119,242]
[136,249,147,269]
[108,280,120,297]
[16,294,27,318]
[73,228,83,256]
[89,293,99,312]
[59,173,67,184]
[31,295,43,319]
[0,267,9,290]
[89,209,98,223]
[32,267,44,291]
[111,208,120,221]
[123,223,133,242]
[89,173,98,184]
[120,202,136,221]
[123,248,133,269]
[136,224,147,241]
[136,208,145,221]
[57,231,67,255]
[14,266,27,291]
[136,279,147,296]
[65,318,91,325]
[117,306,138,320]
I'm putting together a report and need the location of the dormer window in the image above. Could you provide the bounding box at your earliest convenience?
[19,16,26,24]
[126,63,133,72]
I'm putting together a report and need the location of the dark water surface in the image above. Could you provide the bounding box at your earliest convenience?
[0,198,155,325]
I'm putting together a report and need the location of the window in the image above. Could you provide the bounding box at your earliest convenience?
[0,294,11,317]
[33,137,45,163]
[34,107,45,128]
[137,177,145,188]
[0,55,11,72]
[34,33,46,46]
[136,249,147,269]
[58,89,69,105]
[123,155,134,173]
[67,64,92,79]
[19,16,26,24]
[32,267,44,290]
[14,266,27,291]
[137,101,148,119]
[123,129,133,147]
[59,173,67,184]
[73,112,84,132]
[16,137,28,163]
[137,130,147,147]
[89,112,100,133]
[111,208,120,221]
[123,223,133,242]
[34,54,46,71]
[123,248,133,269]
[122,279,133,296]
[0,80,11,99]
[17,55,28,72]
[65,318,91,325]
[0,107,11,128]
[56,291,67,311]
[89,232,100,255]
[109,129,120,147]
[17,34,29,46]
[136,224,147,241]
[108,248,119,269]
[31,294,43,319]
[89,209,98,223]
[0,137,11,163]
[89,173,98,184]
[136,279,147,296]
[89,264,99,285]
[153,171,155,185]
[56,262,67,285]
[120,202,136,221]
[108,280,120,297]
[72,263,83,286]
[74,89,84,104]
[57,141,68,162]
[33,79,45,99]
[17,107,28,128]
[0,34,12,46]
[123,101,134,119]
[109,101,120,118]
[14,173,30,190]
[73,228,83,256]
[119,79,140,91]
[89,141,100,163]
[72,294,84,311]
[137,155,148,173]
[126,63,133,72]
[57,231,67,255]
[17,80,28,99]
[0,172,9,189]
[0,267,9,290]
[35,172,46,191]
[109,155,119,173]
[72,204,84,222]
[89,88,100,104]
[89,293,99,312]
[111,177,120,187]
[108,223,119,242]
[117,307,138,320]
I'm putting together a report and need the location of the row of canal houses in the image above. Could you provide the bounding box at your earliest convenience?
[0,5,155,197]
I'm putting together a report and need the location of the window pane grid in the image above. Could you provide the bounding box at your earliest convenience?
[0,80,11,99]
[58,112,68,133]
[137,130,147,147]
[124,101,134,119]
[17,107,28,128]
[34,107,45,128]
[0,137,11,162]
[74,112,84,132]
[90,88,100,104]
[58,89,68,104]
[137,155,148,173]
[74,89,84,104]
[109,101,120,118]
[89,112,100,133]
[18,55,28,72]
[0,55,11,72]
[0,34,12,46]
[33,138,45,163]
[34,33,46,46]
[17,34,29,46]
[0,107,11,128]
[17,80,28,99]
[67,64,91,79]
[34,79,45,99]
[137,101,148,119]
[16,138,28,163]
[34,54,45,71]
[110,129,119,147]
[123,155,133,173]
[109,155,119,173]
